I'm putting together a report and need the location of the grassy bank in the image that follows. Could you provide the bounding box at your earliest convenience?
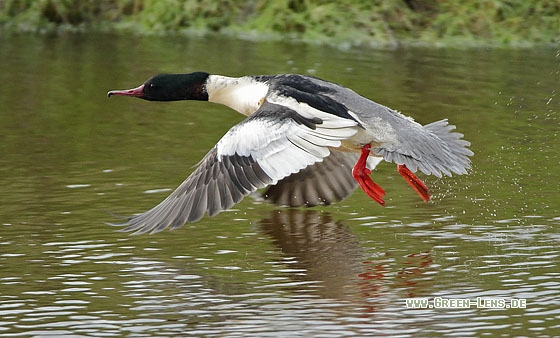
[1,0,558,47]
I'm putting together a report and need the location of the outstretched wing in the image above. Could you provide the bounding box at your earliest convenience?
[113,100,359,234]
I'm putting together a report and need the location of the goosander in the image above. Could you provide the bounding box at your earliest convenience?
[108,72,473,234]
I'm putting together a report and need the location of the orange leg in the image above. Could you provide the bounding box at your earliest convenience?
[397,164,430,202]
[352,144,386,206]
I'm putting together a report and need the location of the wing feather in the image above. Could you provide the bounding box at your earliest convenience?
[263,151,381,207]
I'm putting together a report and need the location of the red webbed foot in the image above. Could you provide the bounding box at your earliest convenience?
[352,144,386,206]
[397,164,430,202]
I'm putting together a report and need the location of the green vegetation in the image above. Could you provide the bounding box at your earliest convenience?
[1,0,558,47]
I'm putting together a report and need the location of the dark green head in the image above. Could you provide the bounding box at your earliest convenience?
[108,72,210,101]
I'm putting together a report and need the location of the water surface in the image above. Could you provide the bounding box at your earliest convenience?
[0,33,558,337]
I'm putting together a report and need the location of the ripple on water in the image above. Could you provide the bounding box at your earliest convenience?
[0,226,557,337]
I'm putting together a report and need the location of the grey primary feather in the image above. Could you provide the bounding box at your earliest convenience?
[114,148,273,235]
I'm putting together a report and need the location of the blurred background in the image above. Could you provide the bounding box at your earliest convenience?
[0,1,558,337]
[1,0,558,47]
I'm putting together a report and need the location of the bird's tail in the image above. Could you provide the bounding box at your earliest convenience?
[420,119,473,177]
[373,119,473,178]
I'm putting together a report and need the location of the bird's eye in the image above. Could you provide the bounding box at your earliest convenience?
[149,83,157,89]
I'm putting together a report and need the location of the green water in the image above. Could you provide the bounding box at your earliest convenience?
[0,33,558,336]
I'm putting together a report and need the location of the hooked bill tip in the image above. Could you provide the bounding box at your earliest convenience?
[105,84,145,98]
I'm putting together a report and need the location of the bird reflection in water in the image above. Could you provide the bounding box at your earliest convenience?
[259,209,435,312]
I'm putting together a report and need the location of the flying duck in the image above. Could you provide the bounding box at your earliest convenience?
[107,72,473,234]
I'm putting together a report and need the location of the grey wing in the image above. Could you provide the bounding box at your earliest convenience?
[115,148,273,235]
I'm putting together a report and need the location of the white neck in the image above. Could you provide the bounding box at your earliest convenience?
[206,75,269,116]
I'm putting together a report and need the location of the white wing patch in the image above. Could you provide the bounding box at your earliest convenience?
[216,99,358,183]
